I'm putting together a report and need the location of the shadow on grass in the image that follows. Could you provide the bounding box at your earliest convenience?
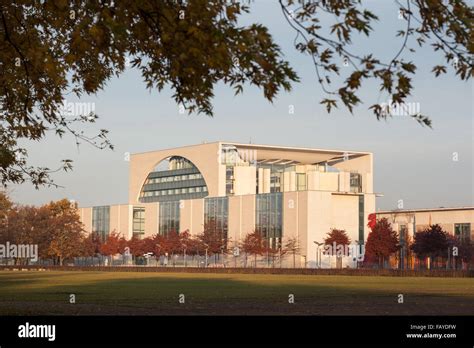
[0,271,473,315]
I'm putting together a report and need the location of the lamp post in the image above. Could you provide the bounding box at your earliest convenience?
[313,241,324,269]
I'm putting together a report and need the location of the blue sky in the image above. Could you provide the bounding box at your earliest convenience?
[9,1,473,211]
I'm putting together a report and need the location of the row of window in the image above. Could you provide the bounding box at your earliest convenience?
[147,173,203,184]
[143,186,208,197]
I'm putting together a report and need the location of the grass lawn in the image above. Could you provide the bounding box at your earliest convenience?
[0,270,473,315]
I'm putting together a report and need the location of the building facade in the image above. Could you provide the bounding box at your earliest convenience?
[80,141,376,267]
[377,207,474,269]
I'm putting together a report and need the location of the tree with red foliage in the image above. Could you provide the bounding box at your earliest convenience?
[411,224,449,269]
[241,230,265,268]
[324,229,351,269]
[118,235,128,255]
[367,213,377,230]
[177,230,192,266]
[197,219,228,264]
[99,231,122,256]
[127,235,146,259]
[99,230,123,266]
[153,230,181,266]
[364,218,399,269]
[81,232,102,264]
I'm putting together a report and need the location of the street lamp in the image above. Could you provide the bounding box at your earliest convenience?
[313,241,324,269]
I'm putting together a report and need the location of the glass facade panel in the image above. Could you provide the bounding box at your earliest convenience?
[139,156,208,203]
[256,193,283,249]
[455,223,471,244]
[159,201,180,236]
[204,197,229,242]
[92,206,110,241]
[226,166,234,195]
[296,173,306,191]
[132,207,145,239]
[358,195,364,244]
[350,173,362,193]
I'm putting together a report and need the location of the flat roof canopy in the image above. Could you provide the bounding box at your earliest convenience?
[225,142,369,165]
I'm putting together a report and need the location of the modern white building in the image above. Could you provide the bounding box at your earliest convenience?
[80,141,377,267]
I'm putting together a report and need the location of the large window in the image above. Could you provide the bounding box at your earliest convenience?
[350,173,362,193]
[159,201,180,236]
[92,206,110,241]
[226,166,234,195]
[256,193,283,249]
[133,207,145,239]
[455,223,471,244]
[296,173,306,191]
[204,197,229,241]
[139,156,208,203]
[270,172,282,193]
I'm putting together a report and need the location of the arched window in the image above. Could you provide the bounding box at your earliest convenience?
[139,156,208,203]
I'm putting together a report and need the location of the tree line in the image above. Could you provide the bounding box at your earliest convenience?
[364,218,473,270]
[1,192,472,269]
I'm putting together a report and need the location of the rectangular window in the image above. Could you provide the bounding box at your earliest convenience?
[226,166,234,195]
[132,207,145,239]
[204,197,229,242]
[296,173,306,191]
[256,193,283,249]
[92,206,110,241]
[455,223,471,244]
[358,195,364,244]
[350,173,362,193]
[159,201,180,236]
[270,172,281,193]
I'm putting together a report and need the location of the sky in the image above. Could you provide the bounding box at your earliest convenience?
[8,1,473,211]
